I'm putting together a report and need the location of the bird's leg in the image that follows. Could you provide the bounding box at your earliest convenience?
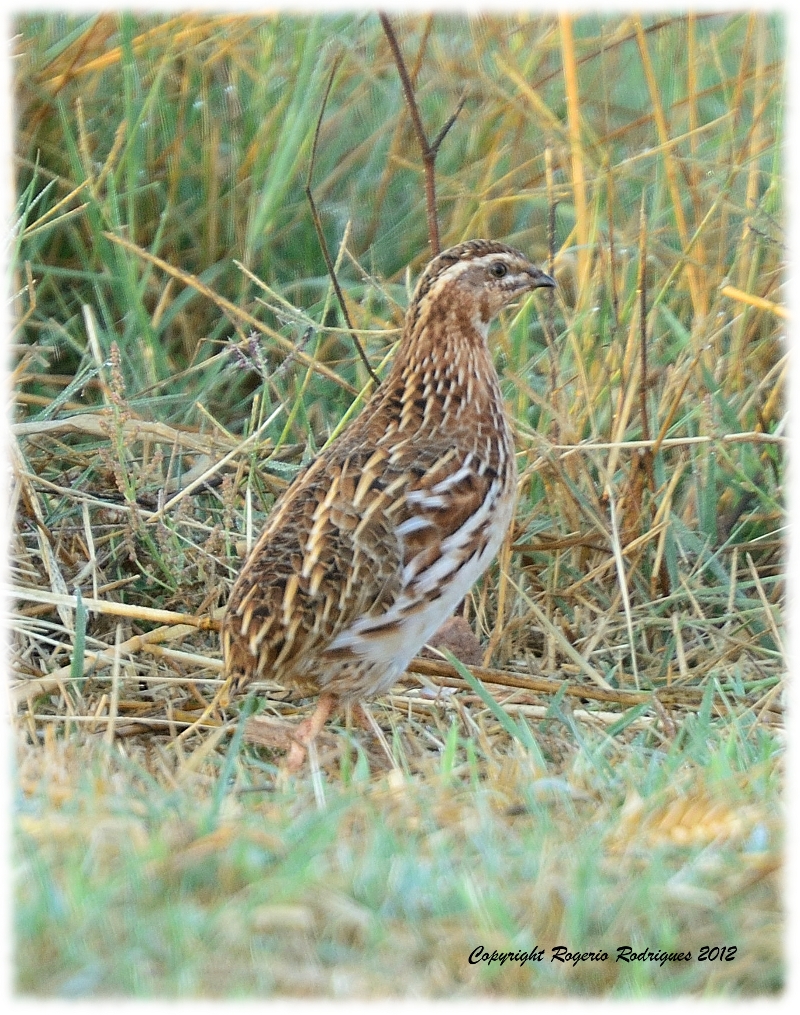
[286,692,338,772]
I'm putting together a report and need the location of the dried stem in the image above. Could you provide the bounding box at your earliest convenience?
[543,146,560,438]
[363,14,434,249]
[305,56,380,387]
[635,15,707,321]
[636,196,670,597]
[605,163,620,331]
[637,196,651,445]
[559,13,590,295]
[379,12,465,255]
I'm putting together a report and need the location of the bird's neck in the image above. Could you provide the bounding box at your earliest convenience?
[376,292,507,439]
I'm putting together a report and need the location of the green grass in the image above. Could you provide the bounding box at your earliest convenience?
[15,718,782,997]
[11,11,785,997]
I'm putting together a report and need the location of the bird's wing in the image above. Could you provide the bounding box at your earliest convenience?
[222,449,405,686]
[222,436,511,690]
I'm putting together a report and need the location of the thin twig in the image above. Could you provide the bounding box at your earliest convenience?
[305,55,380,387]
[637,196,651,445]
[543,146,560,438]
[544,431,786,454]
[636,195,669,596]
[10,586,219,630]
[364,15,434,249]
[358,702,400,770]
[430,92,467,153]
[406,658,736,711]
[105,623,122,747]
[606,163,620,330]
[379,12,465,254]
[560,13,590,293]
[605,487,640,689]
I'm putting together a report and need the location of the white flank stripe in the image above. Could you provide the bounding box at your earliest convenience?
[395,516,435,537]
[405,490,447,509]
[430,454,474,494]
[327,476,515,678]
[404,478,501,593]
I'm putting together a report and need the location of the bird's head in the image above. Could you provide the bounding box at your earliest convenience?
[412,239,555,328]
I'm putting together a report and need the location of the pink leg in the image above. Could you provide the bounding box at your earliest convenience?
[286,692,338,772]
[353,702,374,730]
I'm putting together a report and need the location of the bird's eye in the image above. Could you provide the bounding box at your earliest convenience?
[489,262,508,278]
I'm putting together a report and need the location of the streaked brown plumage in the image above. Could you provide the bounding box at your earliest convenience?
[221,239,555,768]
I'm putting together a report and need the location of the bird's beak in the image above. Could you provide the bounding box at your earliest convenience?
[527,266,556,289]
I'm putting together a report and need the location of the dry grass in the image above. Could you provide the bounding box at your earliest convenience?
[10,11,785,997]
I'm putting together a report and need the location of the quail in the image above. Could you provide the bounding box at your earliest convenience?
[221,239,555,769]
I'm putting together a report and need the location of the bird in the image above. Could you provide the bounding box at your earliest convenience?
[221,239,555,770]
